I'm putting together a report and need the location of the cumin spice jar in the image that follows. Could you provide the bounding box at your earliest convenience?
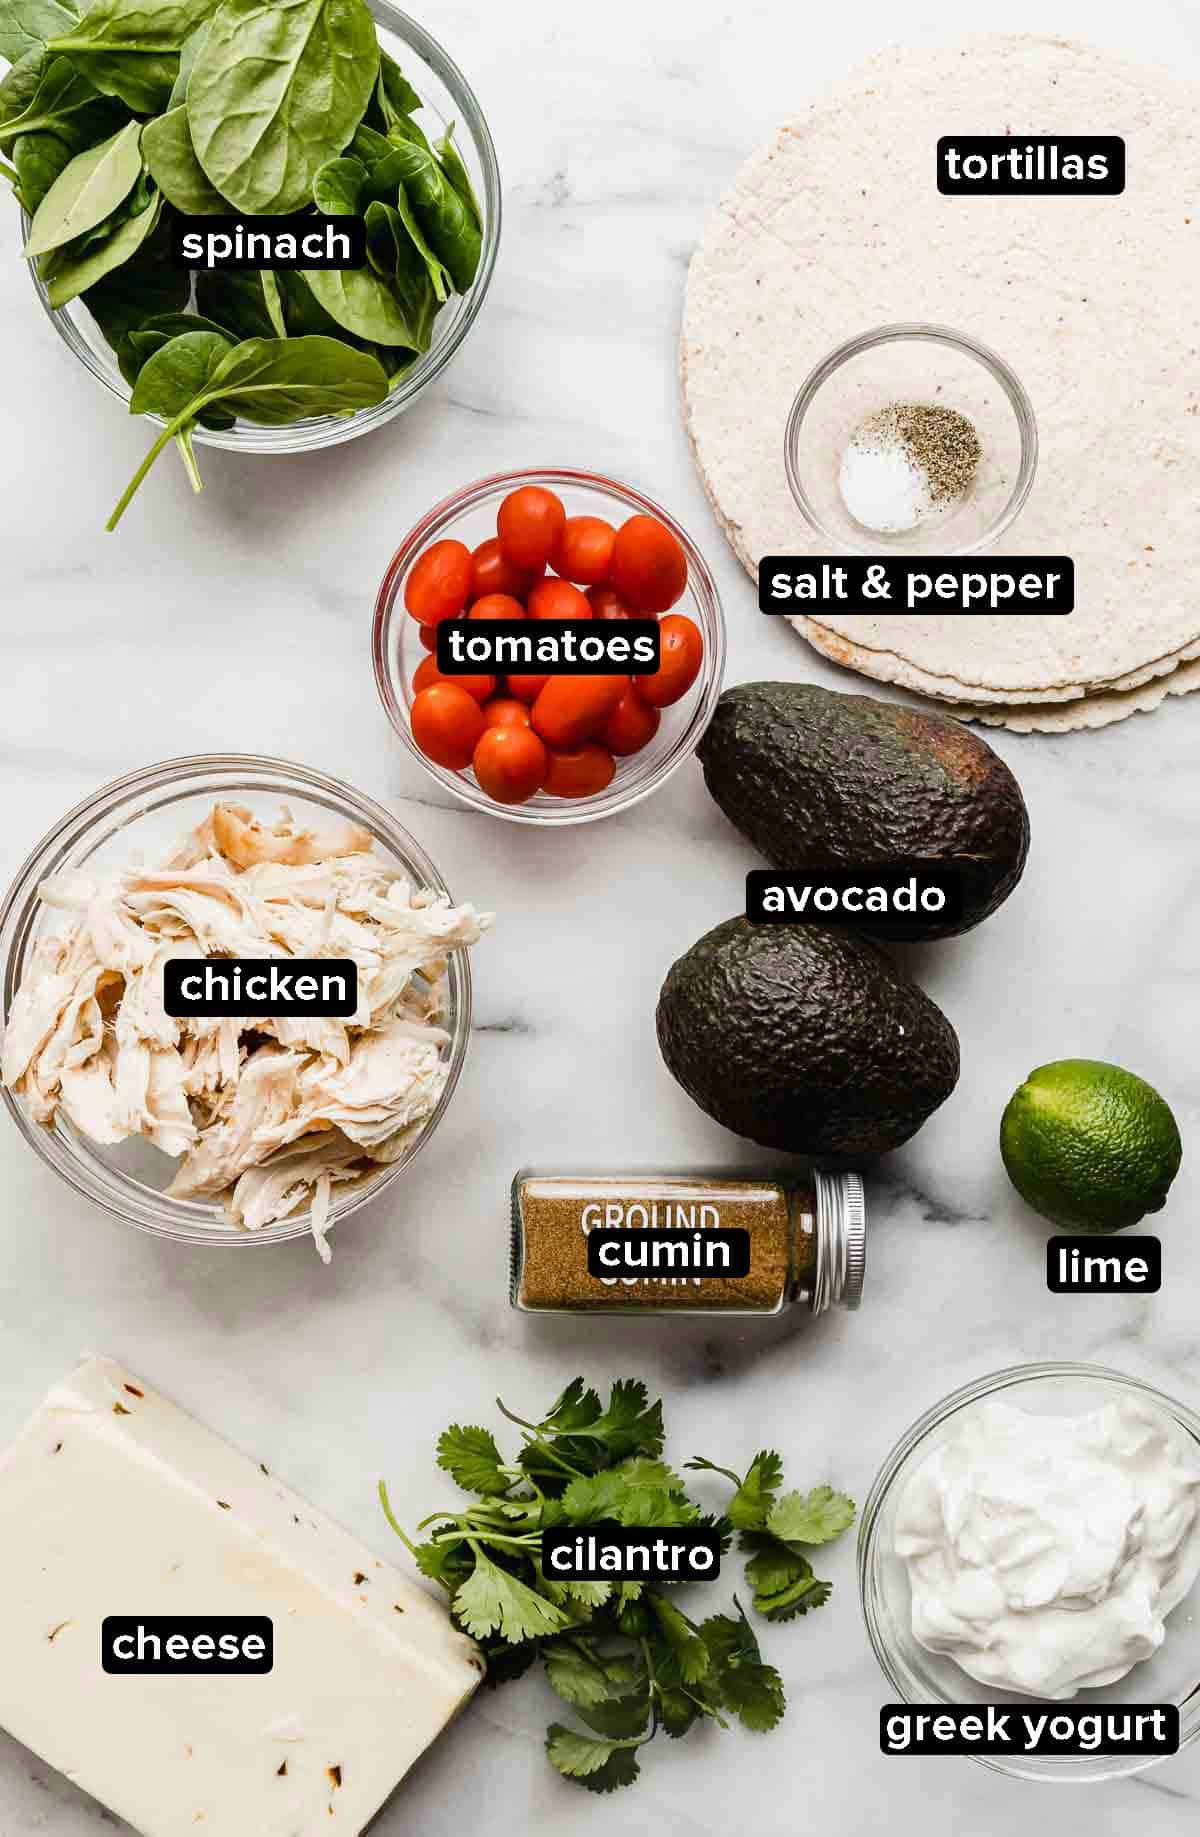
[510,1170,866,1316]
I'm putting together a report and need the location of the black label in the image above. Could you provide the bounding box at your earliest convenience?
[1046,1236,1161,1293]
[760,557,1074,616]
[102,1617,273,1675]
[938,136,1125,195]
[881,1703,1177,1757]
[747,865,964,934]
[171,215,366,271]
[162,957,357,1018]
[436,619,659,676]
[542,1526,722,1583]
[586,1227,751,1280]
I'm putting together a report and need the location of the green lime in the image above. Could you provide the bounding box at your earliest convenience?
[1000,1059,1182,1234]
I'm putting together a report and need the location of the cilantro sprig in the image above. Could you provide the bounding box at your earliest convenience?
[381,1378,855,1793]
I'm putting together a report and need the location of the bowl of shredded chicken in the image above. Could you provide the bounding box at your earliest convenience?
[0,757,490,1257]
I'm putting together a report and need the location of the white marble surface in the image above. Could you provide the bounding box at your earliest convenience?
[3,0,1200,1830]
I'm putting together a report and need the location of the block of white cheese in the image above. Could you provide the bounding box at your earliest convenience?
[0,1357,483,1834]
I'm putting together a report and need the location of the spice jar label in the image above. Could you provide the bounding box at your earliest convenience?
[760,557,1075,616]
[586,1226,751,1281]
[937,136,1125,196]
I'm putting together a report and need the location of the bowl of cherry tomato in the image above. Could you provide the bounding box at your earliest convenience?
[372,469,726,824]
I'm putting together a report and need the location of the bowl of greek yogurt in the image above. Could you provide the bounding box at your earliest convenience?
[859,1362,1200,1782]
[784,324,1037,557]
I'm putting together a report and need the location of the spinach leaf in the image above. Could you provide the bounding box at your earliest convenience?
[375,134,479,292]
[370,48,419,130]
[165,11,206,103]
[24,115,141,255]
[80,219,187,362]
[260,266,285,335]
[107,333,389,528]
[435,121,480,231]
[187,0,378,214]
[361,148,448,299]
[11,126,75,207]
[0,0,79,65]
[194,266,279,340]
[299,259,418,347]
[130,323,233,427]
[312,152,364,215]
[141,102,222,210]
[0,48,120,145]
[364,196,434,351]
[47,0,214,113]
[43,180,159,305]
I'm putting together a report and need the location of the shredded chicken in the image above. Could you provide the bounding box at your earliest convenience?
[2,803,492,1258]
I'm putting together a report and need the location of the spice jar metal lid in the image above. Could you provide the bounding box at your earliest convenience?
[812,1170,867,1312]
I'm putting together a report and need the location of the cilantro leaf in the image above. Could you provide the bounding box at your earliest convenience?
[576,1693,651,1740]
[658,1685,701,1738]
[648,1594,709,1685]
[561,1457,699,1528]
[436,1425,510,1497]
[728,1450,784,1530]
[546,1725,642,1792]
[541,1379,603,1434]
[411,1534,473,1592]
[452,1550,570,1643]
[766,1485,856,1547]
[544,1642,640,1711]
[700,1605,786,1731]
[742,1535,832,1621]
[556,1380,664,1463]
[480,1639,538,1687]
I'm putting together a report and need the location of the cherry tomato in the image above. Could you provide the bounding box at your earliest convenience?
[468,593,526,623]
[472,726,548,805]
[404,539,473,626]
[412,655,496,703]
[587,585,633,622]
[531,675,628,749]
[527,577,592,622]
[469,537,543,603]
[506,672,551,703]
[482,696,533,730]
[635,613,704,708]
[551,515,616,586]
[418,624,440,652]
[543,743,616,799]
[598,686,661,756]
[609,515,688,614]
[497,485,566,571]
[410,683,486,770]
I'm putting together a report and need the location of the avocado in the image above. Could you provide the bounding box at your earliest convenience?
[656,917,959,1157]
[697,682,1029,940]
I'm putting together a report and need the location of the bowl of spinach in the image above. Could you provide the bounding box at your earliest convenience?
[2,0,500,527]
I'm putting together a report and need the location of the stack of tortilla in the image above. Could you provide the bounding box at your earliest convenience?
[681,36,1200,731]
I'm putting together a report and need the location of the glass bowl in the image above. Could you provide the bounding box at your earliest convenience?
[0,755,472,1248]
[859,1361,1200,1783]
[24,0,500,456]
[373,468,727,826]
[784,324,1037,556]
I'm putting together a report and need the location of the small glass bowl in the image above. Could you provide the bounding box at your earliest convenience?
[25,0,500,457]
[859,1361,1200,1783]
[0,755,472,1248]
[784,324,1037,556]
[373,468,727,826]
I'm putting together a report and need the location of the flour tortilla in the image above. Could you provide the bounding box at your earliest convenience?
[797,619,1200,704]
[681,35,1200,703]
[950,657,1200,732]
